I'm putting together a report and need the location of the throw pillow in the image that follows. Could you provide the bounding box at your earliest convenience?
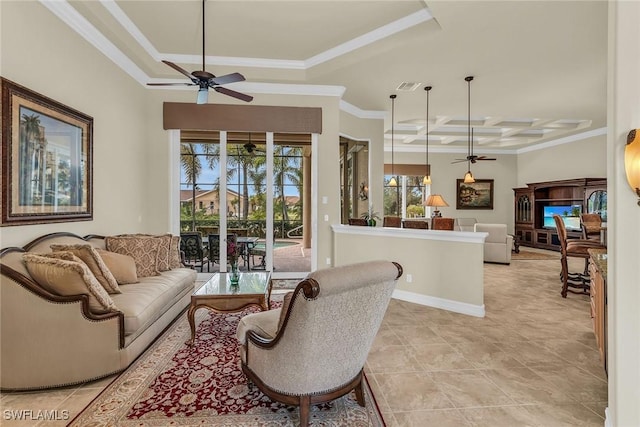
[96,249,139,285]
[147,234,172,271]
[50,244,121,294]
[116,233,173,272]
[23,253,118,314]
[168,235,182,269]
[105,236,161,278]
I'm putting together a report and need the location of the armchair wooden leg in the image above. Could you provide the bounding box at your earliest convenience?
[354,379,365,407]
[299,395,310,427]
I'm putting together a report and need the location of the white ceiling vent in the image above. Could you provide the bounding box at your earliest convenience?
[396,82,421,91]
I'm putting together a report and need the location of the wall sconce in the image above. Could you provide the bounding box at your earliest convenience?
[359,182,369,201]
[626,129,640,206]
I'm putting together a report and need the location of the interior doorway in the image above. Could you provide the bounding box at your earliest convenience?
[340,137,369,224]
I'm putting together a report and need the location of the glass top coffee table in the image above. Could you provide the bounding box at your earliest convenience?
[187,271,272,345]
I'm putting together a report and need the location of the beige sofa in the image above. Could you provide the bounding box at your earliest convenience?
[0,232,197,391]
[474,223,513,264]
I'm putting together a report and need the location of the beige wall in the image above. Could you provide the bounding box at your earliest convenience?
[339,111,385,222]
[607,1,640,425]
[333,225,485,313]
[390,151,518,232]
[143,89,342,270]
[1,2,149,247]
[516,135,607,186]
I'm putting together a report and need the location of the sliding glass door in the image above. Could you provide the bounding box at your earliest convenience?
[179,131,311,277]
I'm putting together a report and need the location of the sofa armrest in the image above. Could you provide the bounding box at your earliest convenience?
[1,271,124,390]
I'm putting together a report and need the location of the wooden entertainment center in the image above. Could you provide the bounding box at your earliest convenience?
[513,178,607,251]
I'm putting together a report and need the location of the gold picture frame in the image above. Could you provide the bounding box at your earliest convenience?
[1,78,93,226]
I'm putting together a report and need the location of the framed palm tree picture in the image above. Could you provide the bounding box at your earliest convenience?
[1,78,93,226]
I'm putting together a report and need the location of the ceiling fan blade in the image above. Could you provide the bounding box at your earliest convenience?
[211,72,245,86]
[477,157,497,161]
[451,159,468,164]
[147,82,196,86]
[162,60,196,81]
[214,86,253,102]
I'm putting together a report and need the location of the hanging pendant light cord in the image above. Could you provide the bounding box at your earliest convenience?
[465,76,474,175]
[425,86,431,169]
[467,76,472,158]
[391,94,396,178]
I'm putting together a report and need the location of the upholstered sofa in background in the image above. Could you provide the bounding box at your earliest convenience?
[474,223,513,264]
[0,232,196,390]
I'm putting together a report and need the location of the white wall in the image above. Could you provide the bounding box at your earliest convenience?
[607,1,640,425]
[0,2,149,247]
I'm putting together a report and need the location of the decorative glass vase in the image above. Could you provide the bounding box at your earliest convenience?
[230,260,239,286]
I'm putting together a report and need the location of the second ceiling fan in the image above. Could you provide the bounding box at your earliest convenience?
[147,0,253,104]
[452,76,496,164]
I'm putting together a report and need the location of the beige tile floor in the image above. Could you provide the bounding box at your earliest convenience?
[367,253,607,426]
[1,251,607,426]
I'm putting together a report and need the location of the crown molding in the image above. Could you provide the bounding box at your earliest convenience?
[99,0,432,71]
[515,127,607,154]
[383,127,608,154]
[305,8,434,68]
[99,0,161,61]
[40,0,148,85]
[162,54,306,70]
[340,100,387,119]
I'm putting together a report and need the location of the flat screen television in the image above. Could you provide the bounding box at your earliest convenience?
[543,205,582,231]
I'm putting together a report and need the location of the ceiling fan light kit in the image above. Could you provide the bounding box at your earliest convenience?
[147,0,253,104]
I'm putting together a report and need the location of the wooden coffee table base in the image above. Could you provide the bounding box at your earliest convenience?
[186,292,270,346]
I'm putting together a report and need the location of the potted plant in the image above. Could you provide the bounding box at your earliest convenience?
[361,208,381,226]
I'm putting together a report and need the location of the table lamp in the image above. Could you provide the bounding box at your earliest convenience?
[424,194,449,217]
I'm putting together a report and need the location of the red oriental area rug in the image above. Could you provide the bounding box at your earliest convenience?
[69,304,385,426]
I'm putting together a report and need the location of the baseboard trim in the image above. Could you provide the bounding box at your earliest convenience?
[604,407,611,427]
[392,289,485,317]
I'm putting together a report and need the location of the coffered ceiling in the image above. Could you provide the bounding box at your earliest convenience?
[44,0,608,153]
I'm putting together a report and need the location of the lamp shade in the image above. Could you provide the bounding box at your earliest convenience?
[424,194,449,207]
[423,175,432,185]
[463,171,475,183]
[626,129,640,203]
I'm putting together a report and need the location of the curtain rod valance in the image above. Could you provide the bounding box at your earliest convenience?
[384,164,429,176]
[163,102,322,134]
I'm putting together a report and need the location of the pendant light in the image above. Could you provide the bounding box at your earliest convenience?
[423,86,432,185]
[463,76,475,183]
[389,94,398,187]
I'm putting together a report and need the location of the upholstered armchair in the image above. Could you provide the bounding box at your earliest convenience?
[474,223,513,264]
[236,260,403,426]
[455,217,478,232]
